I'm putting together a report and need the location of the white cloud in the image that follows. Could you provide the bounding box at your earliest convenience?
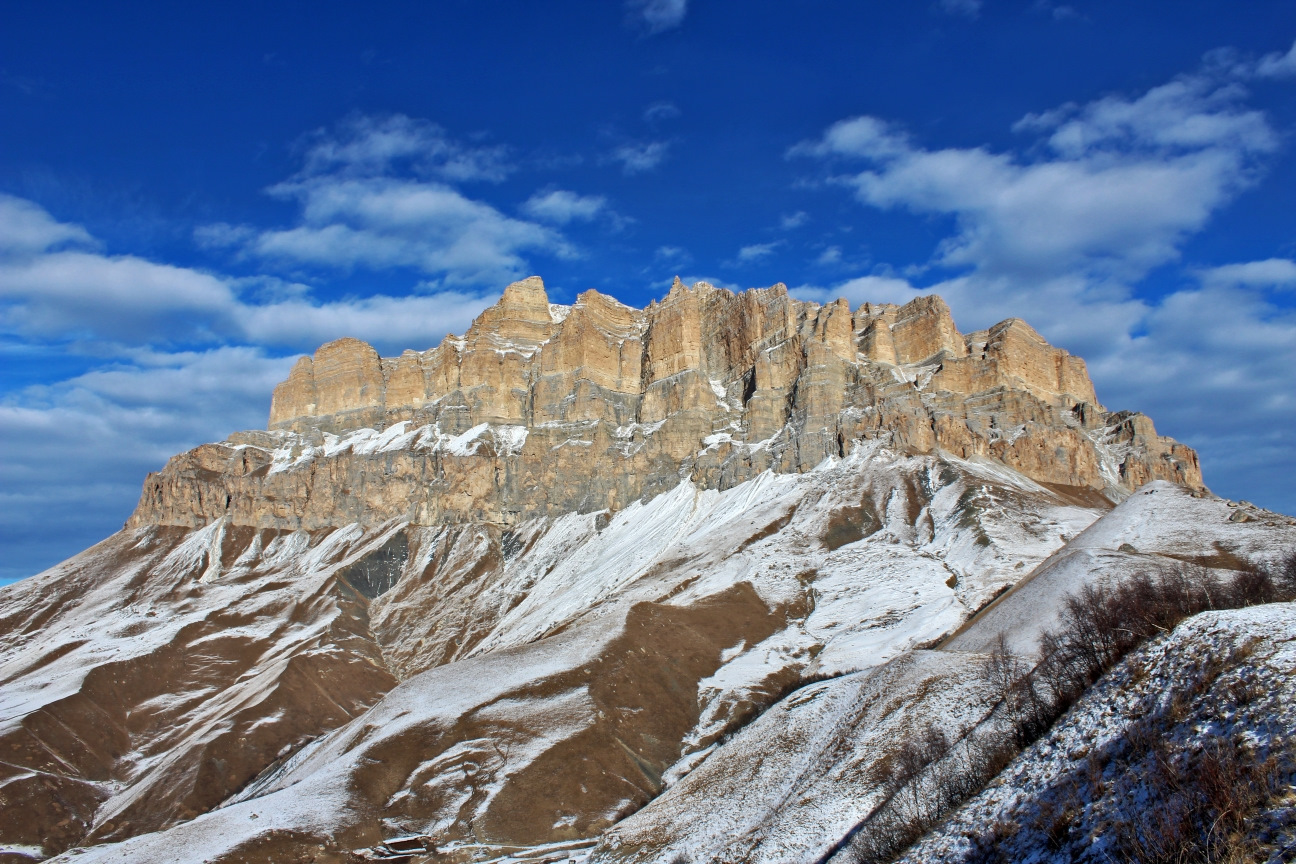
[654,245,691,265]
[643,101,681,124]
[736,242,781,263]
[938,0,982,18]
[816,246,843,266]
[249,176,572,285]
[626,0,688,34]
[0,250,234,342]
[0,194,95,255]
[521,189,608,224]
[792,274,920,307]
[1256,39,1296,78]
[1199,258,1296,289]
[235,290,497,352]
[297,113,513,183]
[609,141,670,174]
[780,211,809,230]
[795,71,1277,289]
[0,345,294,583]
[0,195,508,581]
[196,115,575,287]
[0,195,498,354]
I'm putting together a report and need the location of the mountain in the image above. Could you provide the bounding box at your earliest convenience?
[0,278,1290,864]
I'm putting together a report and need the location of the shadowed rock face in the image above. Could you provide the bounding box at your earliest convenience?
[131,277,1201,533]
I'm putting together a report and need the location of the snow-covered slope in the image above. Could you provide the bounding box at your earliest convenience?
[944,481,1296,656]
[898,603,1296,864]
[583,483,1296,864]
[3,457,1291,864]
[2,443,1098,863]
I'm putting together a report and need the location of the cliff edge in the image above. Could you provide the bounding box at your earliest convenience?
[129,276,1201,531]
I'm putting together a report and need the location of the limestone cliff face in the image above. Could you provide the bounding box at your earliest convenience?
[132,276,1202,530]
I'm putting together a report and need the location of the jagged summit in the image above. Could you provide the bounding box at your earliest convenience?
[132,276,1199,531]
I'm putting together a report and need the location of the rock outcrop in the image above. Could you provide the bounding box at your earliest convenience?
[133,276,1202,532]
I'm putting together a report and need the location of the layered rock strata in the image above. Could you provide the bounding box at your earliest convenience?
[131,277,1202,531]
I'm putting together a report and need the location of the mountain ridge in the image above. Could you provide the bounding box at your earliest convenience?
[128,276,1201,534]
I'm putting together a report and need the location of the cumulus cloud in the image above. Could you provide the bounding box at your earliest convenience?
[608,141,670,175]
[0,195,497,353]
[521,189,608,224]
[626,0,688,34]
[199,115,573,287]
[0,345,294,583]
[0,194,95,255]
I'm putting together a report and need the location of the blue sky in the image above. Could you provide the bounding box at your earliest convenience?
[3,1,1296,583]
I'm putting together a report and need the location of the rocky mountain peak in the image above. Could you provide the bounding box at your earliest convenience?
[135,276,1201,533]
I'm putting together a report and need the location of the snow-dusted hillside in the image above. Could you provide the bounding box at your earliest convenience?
[897,603,1296,864]
[586,483,1296,864]
[2,436,1293,864]
[2,442,1100,864]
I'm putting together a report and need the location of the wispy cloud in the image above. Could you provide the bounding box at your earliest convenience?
[937,0,982,19]
[1032,1,1081,22]
[607,140,671,175]
[199,115,575,287]
[1198,258,1296,289]
[780,211,809,230]
[1256,39,1296,78]
[654,245,692,266]
[296,113,513,183]
[626,0,688,35]
[816,246,842,266]
[643,101,681,124]
[794,71,1277,291]
[735,241,782,263]
[521,189,608,224]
